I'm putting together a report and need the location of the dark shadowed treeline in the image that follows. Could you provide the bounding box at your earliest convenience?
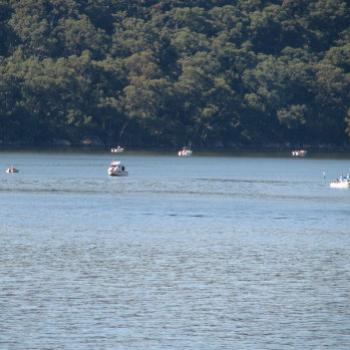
[0,0,350,148]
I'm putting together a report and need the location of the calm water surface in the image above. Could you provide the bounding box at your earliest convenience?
[0,152,349,349]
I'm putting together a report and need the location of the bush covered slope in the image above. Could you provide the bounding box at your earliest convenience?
[0,0,350,147]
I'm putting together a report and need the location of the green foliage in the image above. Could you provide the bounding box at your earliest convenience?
[0,0,350,147]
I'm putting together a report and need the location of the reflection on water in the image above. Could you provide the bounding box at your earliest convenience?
[0,152,349,349]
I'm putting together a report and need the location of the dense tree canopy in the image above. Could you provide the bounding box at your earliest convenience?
[0,0,350,148]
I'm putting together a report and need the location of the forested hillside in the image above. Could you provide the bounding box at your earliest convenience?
[1,0,350,148]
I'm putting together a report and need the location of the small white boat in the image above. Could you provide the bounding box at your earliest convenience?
[330,176,350,189]
[6,166,19,174]
[108,160,128,176]
[178,147,192,157]
[111,146,124,153]
[291,149,307,157]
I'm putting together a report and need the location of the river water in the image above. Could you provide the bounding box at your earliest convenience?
[0,151,349,349]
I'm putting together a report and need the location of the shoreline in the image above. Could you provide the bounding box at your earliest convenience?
[1,144,350,157]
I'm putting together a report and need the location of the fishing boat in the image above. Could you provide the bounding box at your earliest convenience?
[108,160,128,176]
[291,149,307,157]
[178,147,193,157]
[329,175,350,189]
[6,166,19,174]
[111,146,124,153]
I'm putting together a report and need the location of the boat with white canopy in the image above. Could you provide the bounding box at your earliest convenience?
[108,160,128,176]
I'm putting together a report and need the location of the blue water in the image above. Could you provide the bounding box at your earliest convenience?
[0,152,349,349]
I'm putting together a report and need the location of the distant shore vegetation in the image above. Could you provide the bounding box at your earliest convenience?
[0,0,350,148]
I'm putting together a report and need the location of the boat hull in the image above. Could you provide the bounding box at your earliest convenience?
[330,181,350,189]
[108,170,128,176]
[291,150,307,157]
[6,168,19,173]
[108,168,128,176]
[111,148,124,153]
